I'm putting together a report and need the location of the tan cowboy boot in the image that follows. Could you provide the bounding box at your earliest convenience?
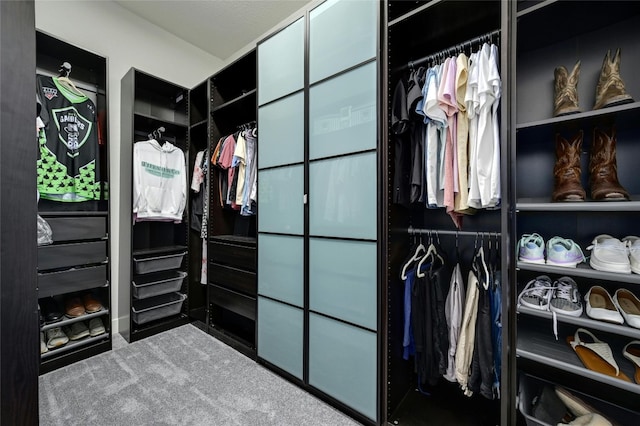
[553,131,586,202]
[593,48,634,110]
[554,61,581,117]
[590,127,629,201]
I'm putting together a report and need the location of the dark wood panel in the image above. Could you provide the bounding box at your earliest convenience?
[45,216,107,242]
[209,263,256,296]
[0,1,39,424]
[209,284,256,320]
[209,239,256,271]
[38,264,107,298]
[38,241,107,271]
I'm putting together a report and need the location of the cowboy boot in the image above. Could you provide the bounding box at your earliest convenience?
[553,131,586,202]
[554,60,581,117]
[593,48,634,110]
[590,127,629,201]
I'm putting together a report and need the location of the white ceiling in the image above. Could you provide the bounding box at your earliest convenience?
[114,0,312,60]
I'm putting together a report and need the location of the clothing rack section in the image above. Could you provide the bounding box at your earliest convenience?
[205,48,258,357]
[35,31,111,375]
[393,29,501,74]
[119,68,190,343]
[390,26,502,231]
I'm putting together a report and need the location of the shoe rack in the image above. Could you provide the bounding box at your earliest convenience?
[119,69,191,343]
[36,31,112,374]
[513,1,640,422]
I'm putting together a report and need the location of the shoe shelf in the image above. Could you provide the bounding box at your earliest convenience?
[517,305,640,341]
[516,101,640,130]
[517,262,640,285]
[41,333,109,360]
[516,326,640,395]
[40,309,109,332]
[516,199,640,212]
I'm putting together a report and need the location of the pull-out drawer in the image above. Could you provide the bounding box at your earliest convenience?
[209,284,256,320]
[209,235,256,271]
[43,216,107,242]
[38,264,108,297]
[209,262,256,296]
[38,241,107,271]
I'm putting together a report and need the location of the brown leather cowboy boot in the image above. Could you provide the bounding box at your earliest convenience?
[593,48,634,110]
[590,127,629,201]
[553,131,586,201]
[554,60,581,117]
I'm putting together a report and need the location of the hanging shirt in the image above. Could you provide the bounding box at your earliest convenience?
[444,263,466,382]
[241,129,258,215]
[471,43,498,209]
[455,268,480,393]
[37,75,101,202]
[438,57,463,228]
[466,52,481,209]
[391,76,412,207]
[233,132,247,206]
[454,53,474,214]
[422,66,446,208]
[489,43,502,208]
[132,139,186,222]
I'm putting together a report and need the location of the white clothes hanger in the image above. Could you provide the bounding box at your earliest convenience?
[416,231,444,278]
[400,232,426,280]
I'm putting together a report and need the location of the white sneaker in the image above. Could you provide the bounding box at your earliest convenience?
[40,332,48,354]
[89,318,106,337]
[46,327,69,349]
[64,321,90,341]
[584,286,624,324]
[546,237,586,268]
[550,277,583,317]
[587,235,631,273]
[622,236,640,274]
[518,275,553,310]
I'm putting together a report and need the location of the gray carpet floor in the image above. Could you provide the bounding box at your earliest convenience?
[39,324,363,426]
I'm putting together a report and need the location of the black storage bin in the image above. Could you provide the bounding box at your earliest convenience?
[133,251,186,274]
[132,270,187,299]
[38,264,107,298]
[46,216,107,242]
[38,241,107,270]
[131,292,186,324]
[209,235,256,271]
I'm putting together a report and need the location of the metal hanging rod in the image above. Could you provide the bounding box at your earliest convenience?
[393,28,501,73]
[403,226,501,237]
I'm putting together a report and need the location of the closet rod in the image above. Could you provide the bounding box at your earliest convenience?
[393,28,501,73]
[402,226,501,237]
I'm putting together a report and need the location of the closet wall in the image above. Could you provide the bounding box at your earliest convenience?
[36,31,112,373]
[256,0,379,422]
[34,0,223,333]
[0,0,39,423]
[385,1,507,424]
[513,1,640,423]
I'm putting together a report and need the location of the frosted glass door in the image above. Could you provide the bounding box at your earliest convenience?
[258,165,304,235]
[309,62,377,160]
[258,297,303,379]
[258,18,304,105]
[258,92,304,168]
[258,234,303,307]
[309,0,377,83]
[309,313,377,420]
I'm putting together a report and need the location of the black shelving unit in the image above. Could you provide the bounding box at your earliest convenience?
[35,31,112,375]
[119,68,190,343]
[204,49,258,358]
[513,1,640,423]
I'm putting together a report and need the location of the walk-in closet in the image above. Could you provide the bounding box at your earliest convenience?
[4,1,640,425]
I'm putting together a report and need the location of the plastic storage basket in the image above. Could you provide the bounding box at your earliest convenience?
[131,292,186,324]
[133,251,186,274]
[132,270,187,299]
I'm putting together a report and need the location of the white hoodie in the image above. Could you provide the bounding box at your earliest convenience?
[133,139,186,221]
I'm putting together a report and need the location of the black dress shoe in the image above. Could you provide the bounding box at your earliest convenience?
[40,297,64,324]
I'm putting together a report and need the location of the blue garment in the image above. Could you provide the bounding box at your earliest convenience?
[490,270,502,398]
[403,269,416,360]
